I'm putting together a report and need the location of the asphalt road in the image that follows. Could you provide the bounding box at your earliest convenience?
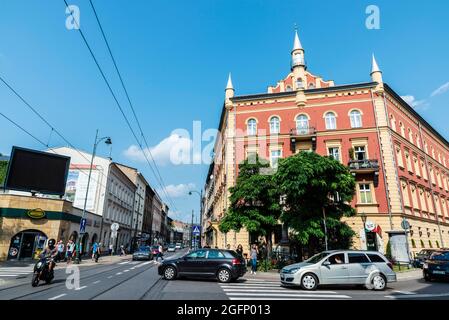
[1,251,448,300]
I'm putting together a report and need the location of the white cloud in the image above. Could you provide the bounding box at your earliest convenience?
[400,95,429,111]
[123,134,193,166]
[159,183,196,198]
[431,82,449,97]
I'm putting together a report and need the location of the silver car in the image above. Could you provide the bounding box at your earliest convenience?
[280,250,396,291]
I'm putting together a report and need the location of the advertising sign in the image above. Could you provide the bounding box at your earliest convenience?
[72,169,99,211]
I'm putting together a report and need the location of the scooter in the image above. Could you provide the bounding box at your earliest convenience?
[31,257,54,287]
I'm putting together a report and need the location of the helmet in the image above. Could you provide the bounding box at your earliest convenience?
[47,239,56,249]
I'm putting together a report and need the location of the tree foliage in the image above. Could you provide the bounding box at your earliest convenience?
[219,156,282,254]
[0,161,8,186]
[274,152,356,250]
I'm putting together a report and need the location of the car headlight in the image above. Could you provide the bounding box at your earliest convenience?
[423,263,428,269]
[282,267,300,274]
[36,262,43,268]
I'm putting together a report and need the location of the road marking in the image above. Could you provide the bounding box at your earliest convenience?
[116,272,123,275]
[393,290,416,295]
[226,292,351,298]
[221,288,338,294]
[93,280,101,284]
[75,286,87,291]
[48,294,67,300]
[123,270,130,273]
[118,261,130,265]
[107,276,113,279]
[385,292,449,299]
[229,297,340,300]
[135,261,152,268]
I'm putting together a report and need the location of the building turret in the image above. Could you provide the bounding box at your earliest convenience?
[225,73,234,107]
[370,54,384,93]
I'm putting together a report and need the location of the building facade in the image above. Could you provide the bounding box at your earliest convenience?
[203,30,449,258]
[0,194,101,261]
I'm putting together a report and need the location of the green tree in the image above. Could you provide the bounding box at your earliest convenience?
[275,151,356,254]
[219,155,282,257]
[0,160,8,186]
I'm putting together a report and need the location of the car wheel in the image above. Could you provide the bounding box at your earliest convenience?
[163,266,177,280]
[301,273,318,291]
[217,268,232,283]
[372,274,387,291]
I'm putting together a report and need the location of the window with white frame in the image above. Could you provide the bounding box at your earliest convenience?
[325,112,337,130]
[328,147,340,162]
[390,114,396,131]
[396,146,404,168]
[270,150,282,168]
[349,110,362,128]
[296,115,309,133]
[269,116,280,134]
[354,146,366,161]
[247,119,257,136]
[359,184,373,204]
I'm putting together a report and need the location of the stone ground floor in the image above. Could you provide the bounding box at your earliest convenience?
[203,212,449,260]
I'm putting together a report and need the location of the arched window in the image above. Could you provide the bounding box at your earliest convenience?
[399,122,405,137]
[247,119,257,136]
[308,83,315,89]
[349,110,362,128]
[324,112,337,130]
[296,115,309,134]
[296,78,303,89]
[269,116,280,134]
[285,86,293,92]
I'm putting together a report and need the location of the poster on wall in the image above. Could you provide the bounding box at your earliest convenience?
[65,169,99,212]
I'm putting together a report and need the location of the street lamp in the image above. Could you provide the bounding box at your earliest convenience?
[74,129,112,264]
[360,212,367,250]
[189,190,202,249]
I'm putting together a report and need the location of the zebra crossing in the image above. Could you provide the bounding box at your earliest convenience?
[0,265,34,278]
[219,278,352,300]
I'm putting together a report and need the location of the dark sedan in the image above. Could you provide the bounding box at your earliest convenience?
[132,246,153,261]
[158,248,246,283]
[423,250,449,281]
[413,249,437,268]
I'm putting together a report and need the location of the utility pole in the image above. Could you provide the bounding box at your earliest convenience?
[191,209,194,249]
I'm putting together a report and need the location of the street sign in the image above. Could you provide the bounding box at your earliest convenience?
[111,223,119,232]
[401,219,410,230]
[80,218,87,233]
[192,225,201,235]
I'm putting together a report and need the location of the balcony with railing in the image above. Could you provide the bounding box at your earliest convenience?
[348,159,380,173]
[290,127,316,137]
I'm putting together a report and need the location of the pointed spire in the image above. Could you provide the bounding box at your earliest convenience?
[293,28,303,51]
[371,54,381,74]
[226,73,234,90]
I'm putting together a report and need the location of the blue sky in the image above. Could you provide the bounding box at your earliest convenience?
[1,0,449,223]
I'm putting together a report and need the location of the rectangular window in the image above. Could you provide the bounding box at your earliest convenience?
[328,147,340,162]
[405,151,413,173]
[414,157,420,177]
[396,147,404,168]
[354,146,366,161]
[419,188,428,212]
[410,185,419,210]
[270,150,282,168]
[402,181,410,207]
[421,160,428,180]
[359,184,373,204]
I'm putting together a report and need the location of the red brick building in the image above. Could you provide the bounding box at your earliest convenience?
[202,31,449,258]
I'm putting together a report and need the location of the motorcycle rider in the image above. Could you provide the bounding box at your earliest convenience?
[40,239,58,272]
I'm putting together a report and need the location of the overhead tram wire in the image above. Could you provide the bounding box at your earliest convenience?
[63,0,178,211]
[88,0,178,211]
[0,75,110,191]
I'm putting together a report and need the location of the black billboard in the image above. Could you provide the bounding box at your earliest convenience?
[4,146,70,196]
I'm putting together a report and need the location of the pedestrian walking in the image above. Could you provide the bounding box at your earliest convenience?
[120,244,125,256]
[236,244,243,257]
[250,244,258,275]
[92,241,100,262]
[157,243,164,261]
[56,240,65,262]
[109,243,113,256]
[66,240,75,264]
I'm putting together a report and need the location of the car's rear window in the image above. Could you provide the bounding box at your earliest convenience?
[222,250,238,259]
[348,253,370,263]
[207,250,226,259]
[367,253,386,263]
[430,251,449,261]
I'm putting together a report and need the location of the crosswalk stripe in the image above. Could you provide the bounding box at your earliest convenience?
[226,292,351,298]
[222,288,338,294]
[118,261,130,265]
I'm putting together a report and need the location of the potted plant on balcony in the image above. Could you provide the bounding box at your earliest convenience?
[348,148,355,161]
